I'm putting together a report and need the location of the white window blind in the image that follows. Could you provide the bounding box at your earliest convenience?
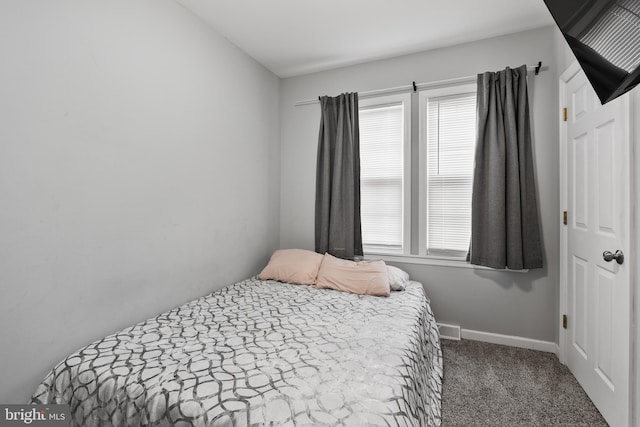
[425,92,476,256]
[359,103,404,251]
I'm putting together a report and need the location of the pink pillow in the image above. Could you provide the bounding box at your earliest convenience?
[316,253,390,296]
[258,249,324,285]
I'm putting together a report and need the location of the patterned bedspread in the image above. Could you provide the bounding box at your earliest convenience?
[32,278,442,426]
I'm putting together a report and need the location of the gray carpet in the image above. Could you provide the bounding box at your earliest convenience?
[441,339,608,426]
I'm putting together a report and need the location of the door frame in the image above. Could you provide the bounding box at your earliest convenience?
[558,61,636,424]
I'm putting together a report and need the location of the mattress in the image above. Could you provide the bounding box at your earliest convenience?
[32,278,442,426]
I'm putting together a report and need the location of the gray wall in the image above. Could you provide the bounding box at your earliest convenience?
[634,80,640,427]
[0,0,280,403]
[633,80,640,427]
[634,75,640,427]
[279,27,559,343]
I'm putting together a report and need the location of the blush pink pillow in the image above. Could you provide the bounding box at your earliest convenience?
[315,253,390,296]
[258,249,324,285]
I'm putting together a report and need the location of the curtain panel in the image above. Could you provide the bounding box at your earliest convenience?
[469,65,543,270]
[315,92,363,259]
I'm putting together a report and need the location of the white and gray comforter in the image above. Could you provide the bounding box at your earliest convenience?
[32,278,442,426]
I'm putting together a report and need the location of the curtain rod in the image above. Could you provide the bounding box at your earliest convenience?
[295,61,544,106]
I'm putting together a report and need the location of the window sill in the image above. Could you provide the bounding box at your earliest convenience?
[364,253,529,273]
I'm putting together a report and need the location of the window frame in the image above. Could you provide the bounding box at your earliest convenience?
[418,83,477,261]
[359,82,481,267]
[358,93,412,256]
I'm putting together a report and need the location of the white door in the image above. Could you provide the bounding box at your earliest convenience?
[562,64,631,427]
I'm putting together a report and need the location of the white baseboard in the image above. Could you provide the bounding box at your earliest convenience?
[459,328,559,355]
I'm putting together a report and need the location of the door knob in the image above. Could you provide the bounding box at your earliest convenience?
[602,250,624,265]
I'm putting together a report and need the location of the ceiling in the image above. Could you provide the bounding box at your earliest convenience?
[176,0,554,78]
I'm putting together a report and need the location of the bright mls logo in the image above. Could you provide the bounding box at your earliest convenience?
[0,405,69,426]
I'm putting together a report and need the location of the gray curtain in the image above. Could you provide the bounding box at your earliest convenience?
[315,92,363,259]
[468,65,543,270]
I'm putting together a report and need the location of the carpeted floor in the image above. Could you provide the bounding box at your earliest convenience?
[441,339,608,426]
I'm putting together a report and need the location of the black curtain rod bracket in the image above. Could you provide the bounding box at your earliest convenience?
[535,61,542,75]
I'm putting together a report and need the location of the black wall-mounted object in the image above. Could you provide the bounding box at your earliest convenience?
[544,0,640,104]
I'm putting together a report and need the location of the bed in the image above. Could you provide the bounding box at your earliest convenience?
[32,277,442,426]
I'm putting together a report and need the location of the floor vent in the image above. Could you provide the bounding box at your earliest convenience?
[438,323,461,340]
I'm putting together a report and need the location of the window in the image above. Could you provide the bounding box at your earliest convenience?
[420,85,477,258]
[359,83,476,261]
[359,93,411,254]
